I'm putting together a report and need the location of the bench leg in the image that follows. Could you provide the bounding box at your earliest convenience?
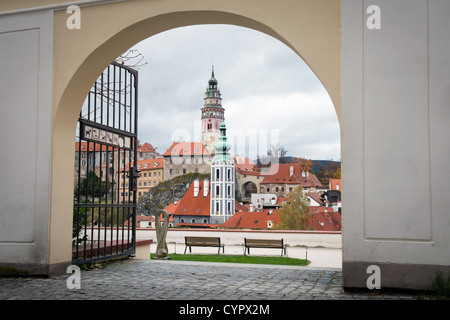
[184,245,187,254]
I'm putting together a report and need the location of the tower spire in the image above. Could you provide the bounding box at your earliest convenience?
[201,65,224,155]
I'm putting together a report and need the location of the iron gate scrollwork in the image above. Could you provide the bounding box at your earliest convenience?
[73,62,139,265]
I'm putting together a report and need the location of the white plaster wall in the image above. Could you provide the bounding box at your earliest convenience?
[0,10,53,267]
[342,0,450,270]
[85,228,342,249]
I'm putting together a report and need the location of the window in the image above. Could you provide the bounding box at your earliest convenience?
[216,185,220,196]
[180,219,185,223]
[216,202,219,212]
[227,169,231,180]
[228,185,231,196]
[216,168,220,180]
[191,219,196,223]
[227,202,231,212]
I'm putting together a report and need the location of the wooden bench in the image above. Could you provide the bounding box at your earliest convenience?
[243,238,287,256]
[184,236,225,254]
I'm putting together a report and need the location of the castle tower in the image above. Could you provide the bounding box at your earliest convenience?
[201,65,224,155]
[210,122,235,224]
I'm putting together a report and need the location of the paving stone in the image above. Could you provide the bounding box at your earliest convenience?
[0,259,431,300]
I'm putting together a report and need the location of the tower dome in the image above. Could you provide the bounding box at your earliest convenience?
[214,122,231,162]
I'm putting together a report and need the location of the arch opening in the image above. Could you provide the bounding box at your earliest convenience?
[51,5,342,267]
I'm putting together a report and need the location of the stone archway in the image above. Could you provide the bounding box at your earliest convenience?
[242,181,258,200]
[5,1,448,291]
[49,1,341,269]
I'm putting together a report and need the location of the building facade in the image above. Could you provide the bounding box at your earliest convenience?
[119,157,164,202]
[210,122,235,224]
[162,142,211,180]
[259,163,323,197]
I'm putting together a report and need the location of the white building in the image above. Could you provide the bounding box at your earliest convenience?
[210,122,235,224]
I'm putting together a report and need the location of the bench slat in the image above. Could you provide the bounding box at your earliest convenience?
[184,236,224,254]
[245,239,283,248]
[244,238,287,256]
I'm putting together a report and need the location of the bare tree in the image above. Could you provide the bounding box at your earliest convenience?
[267,143,288,160]
[115,49,148,69]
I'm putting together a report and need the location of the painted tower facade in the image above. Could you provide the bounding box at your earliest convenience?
[210,122,235,224]
[201,66,224,155]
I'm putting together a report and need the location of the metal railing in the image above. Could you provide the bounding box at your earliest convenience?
[72,62,138,265]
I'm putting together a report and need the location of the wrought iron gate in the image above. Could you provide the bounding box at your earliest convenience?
[73,62,139,265]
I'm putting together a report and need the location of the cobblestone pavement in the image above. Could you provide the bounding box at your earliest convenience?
[0,259,428,301]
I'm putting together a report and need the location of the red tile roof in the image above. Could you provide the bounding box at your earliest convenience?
[220,206,341,231]
[234,201,250,212]
[329,179,341,191]
[138,142,157,153]
[260,163,322,187]
[164,201,180,214]
[308,207,341,231]
[220,210,280,229]
[162,142,210,157]
[124,157,164,171]
[308,192,324,205]
[234,157,261,176]
[173,180,211,216]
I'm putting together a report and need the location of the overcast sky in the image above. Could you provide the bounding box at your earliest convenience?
[128,24,340,161]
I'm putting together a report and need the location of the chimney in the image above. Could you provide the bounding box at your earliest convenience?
[290,166,294,177]
[203,179,209,197]
[193,179,199,197]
